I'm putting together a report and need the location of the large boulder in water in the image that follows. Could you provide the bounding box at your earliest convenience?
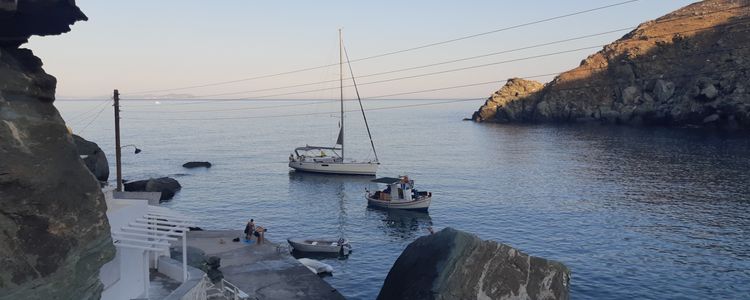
[183,161,211,168]
[378,227,570,300]
[124,177,182,200]
[72,134,109,181]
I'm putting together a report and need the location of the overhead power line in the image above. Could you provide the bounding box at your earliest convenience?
[66,98,112,123]
[121,39,750,115]
[122,65,750,122]
[124,0,641,96]
[123,16,750,108]
[76,101,111,133]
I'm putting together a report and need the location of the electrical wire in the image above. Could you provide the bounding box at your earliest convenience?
[121,65,750,121]
[66,99,112,123]
[123,0,641,96]
[76,101,111,134]
[123,17,750,108]
[121,40,750,115]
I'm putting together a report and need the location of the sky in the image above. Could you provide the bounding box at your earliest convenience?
[27,0,697,100]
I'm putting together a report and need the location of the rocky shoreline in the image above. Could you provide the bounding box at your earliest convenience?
[472,0,750,130]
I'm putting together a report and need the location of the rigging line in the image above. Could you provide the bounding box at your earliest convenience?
[125,15,750,106]
[122,0,640,95]
[76,101,111,134]
[67,99,112,123]
[121,41,750,116]
[344,44,379,162]
[189,27,634,99]
[121,65,750,122]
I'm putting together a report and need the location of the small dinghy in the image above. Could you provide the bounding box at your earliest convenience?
[287,238,352,255]
[366,176,432,211]
[298,258,334,274]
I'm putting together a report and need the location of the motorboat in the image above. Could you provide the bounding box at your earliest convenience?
[366,176,432,211]
[289,29,379,176]
[287,237,352,255]
[298,258,334,274]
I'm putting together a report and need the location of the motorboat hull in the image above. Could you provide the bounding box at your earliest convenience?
[289,161,378,176]
[366,195,431,211]
[287,238,352,255]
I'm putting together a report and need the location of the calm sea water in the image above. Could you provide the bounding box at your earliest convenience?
[58,99,750,299]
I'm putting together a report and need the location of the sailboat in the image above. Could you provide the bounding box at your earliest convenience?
[288,30,379,176]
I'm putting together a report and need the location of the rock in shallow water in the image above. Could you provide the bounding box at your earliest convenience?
[73,134,109,181]
[183,161,212,168]
[124,177,182,200]
[378,227,570,300]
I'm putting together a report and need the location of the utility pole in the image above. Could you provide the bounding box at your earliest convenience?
[113,89,123,192]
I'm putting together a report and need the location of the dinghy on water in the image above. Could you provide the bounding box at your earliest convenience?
[287,237,352,255]
[366,176,432,211]
[289,29,379,176]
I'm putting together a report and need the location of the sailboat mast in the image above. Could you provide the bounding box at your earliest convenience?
[339,28,344,161]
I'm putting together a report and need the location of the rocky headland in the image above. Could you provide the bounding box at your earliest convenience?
[472,0,750,130]
[0,1,114,299]
[378,227,570,300]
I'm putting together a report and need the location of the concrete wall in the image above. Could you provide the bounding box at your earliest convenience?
[99,198,151,300]
[160,258,208,300]
[114,191,161,205]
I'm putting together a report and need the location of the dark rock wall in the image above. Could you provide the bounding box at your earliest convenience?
[0,1,114,299]
[472,0,750,130]
[378,228,570,300]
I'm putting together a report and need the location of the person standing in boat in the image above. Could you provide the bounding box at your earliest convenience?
[244,219,255,241]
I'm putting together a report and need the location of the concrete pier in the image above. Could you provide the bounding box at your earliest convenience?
[185,230,345,300]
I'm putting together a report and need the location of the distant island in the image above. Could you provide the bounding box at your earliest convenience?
[471,0,750,130]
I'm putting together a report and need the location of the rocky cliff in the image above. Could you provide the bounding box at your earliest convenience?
[378,228,570,300]
[0,1,114,299]
[472,0,750,129]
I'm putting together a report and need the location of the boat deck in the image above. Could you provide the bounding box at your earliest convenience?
[185,230,345,300]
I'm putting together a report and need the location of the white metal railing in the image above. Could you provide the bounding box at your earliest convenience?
[220,279,250,300]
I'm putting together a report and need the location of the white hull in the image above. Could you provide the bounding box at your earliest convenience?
[298,258,334,274]
[366,195,431,211]
[287,238,352,255]
[289,161,378,176]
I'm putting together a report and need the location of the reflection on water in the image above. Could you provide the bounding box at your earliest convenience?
[367,208,433,240]
[287,171,433,241]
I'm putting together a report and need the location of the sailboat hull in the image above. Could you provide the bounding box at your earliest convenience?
[289,161,378,176]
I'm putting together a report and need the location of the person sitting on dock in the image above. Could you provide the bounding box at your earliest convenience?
[244,219,255,241]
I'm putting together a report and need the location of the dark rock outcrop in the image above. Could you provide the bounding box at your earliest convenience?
[472,0,750,130]
[183,161,212,168]
[0,1,114,299]
[73,134,109,181]
[124,177,182,200]
[378,228,570,300]
[0,0,88,46]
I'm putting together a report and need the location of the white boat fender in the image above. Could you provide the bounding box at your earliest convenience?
[298,258,334,274]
